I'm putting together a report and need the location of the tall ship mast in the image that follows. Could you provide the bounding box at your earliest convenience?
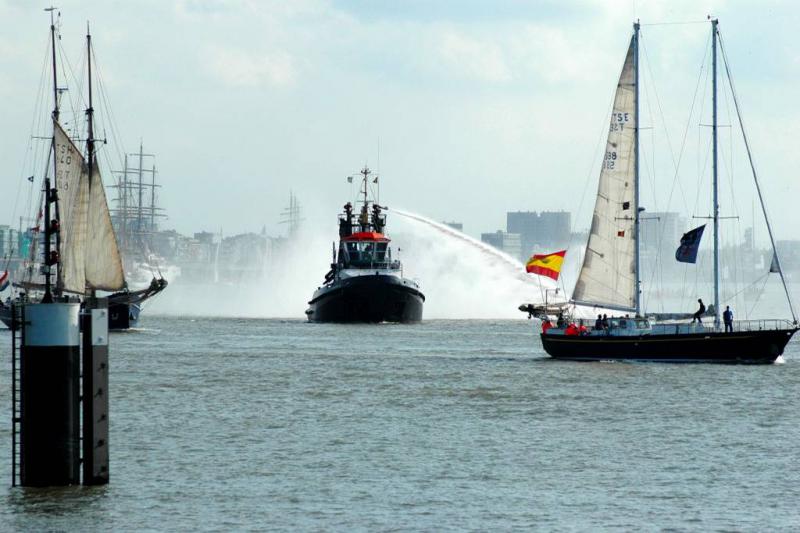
[111,143,166,258]
[305,166,425,323]
[528,19,797,363]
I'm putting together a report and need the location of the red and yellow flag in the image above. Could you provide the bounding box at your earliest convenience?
[525,250,566,280]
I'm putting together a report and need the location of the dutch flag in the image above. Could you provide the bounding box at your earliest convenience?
[0,270,9,292]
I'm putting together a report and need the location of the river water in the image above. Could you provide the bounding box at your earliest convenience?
[1,316,799,530]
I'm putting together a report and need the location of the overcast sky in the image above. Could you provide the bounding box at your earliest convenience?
[1,0,798,244]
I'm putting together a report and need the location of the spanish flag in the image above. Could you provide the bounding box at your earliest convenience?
[525,250,566,280]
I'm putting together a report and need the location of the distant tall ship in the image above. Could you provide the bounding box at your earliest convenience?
[305,166,424,323]
[108,142,170,329]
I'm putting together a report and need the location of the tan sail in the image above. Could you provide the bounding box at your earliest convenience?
[54,121,89,294]
[85,164,125,290]
[572,37,637,311]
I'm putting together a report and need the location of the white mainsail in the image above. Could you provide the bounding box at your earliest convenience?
[54,121,89,294]
[53,121,125,293]
[572,37,637,311]
[85,164,125,290]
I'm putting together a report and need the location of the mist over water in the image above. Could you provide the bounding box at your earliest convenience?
[147,209,558,320]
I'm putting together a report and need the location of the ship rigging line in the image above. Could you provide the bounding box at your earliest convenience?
[718,31,797,323]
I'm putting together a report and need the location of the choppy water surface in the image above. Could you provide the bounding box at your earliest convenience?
[1,317,800,530]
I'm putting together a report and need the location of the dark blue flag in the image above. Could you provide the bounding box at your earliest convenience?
[675,224,706,264]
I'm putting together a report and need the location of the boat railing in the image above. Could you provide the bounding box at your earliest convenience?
[727,319,796,332]
[347,259,401,270]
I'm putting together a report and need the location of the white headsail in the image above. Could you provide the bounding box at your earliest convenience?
[54,121,89,294]
[572,37,637,311]
[85,164,125,290]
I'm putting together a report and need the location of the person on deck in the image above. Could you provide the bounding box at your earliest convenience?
[556,312,566,328]
[692,298,706,324]
[595,314,603,331]
[723,305,733,332]
[601,314,609,331]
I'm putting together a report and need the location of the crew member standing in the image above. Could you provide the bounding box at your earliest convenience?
[723,305,733,333]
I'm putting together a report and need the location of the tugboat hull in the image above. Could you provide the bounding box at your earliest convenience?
[307,274,424,323]
[541,328,797,364]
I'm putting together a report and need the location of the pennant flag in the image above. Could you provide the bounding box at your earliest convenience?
[0,270,9,292]
[675,224,706,264]
[526,250,567,280]
[770,253,781,273]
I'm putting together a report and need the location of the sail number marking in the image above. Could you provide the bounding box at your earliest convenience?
[603,151,617,169]
[56,141,74,189]
[609,112,630,132]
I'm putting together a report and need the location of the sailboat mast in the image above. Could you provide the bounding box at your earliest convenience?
[85,24,97,297]
[44,7,59,303]
[711,18,721,329]
[633,21,641,316]
[86,24,95,184]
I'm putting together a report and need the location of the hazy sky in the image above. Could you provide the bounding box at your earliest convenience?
[1,0,799,244]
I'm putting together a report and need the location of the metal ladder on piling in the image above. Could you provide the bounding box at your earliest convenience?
[11,304,22,487]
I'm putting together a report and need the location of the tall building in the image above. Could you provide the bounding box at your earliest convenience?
[0,225,19,259]
[640,212,684,254]
[481,230,521,260]
[506,211,571,260]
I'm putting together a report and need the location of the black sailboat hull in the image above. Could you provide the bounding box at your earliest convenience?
[108,302,141,330]
[541,328,798,364]
[306,274,424,323]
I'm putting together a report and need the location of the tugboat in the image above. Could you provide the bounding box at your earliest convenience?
[306,166,424,323]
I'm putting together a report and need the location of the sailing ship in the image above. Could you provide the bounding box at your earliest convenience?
[527,20,797,363]
[305,166,425,323]
[108,143,170,329]
[0,14,166,330]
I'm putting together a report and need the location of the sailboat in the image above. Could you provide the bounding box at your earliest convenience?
[0,14,165,329]
[529,19,797,363]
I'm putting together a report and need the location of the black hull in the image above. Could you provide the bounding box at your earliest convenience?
[108,302,141,330]
[541,328,798,364]
[307,274,424,323]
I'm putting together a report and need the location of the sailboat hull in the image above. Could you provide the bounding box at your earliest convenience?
[109,302,141,330]
[306,274,424,323]
[541,328,798,364]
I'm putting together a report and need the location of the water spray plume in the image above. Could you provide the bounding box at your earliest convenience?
[388,207,558,319]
